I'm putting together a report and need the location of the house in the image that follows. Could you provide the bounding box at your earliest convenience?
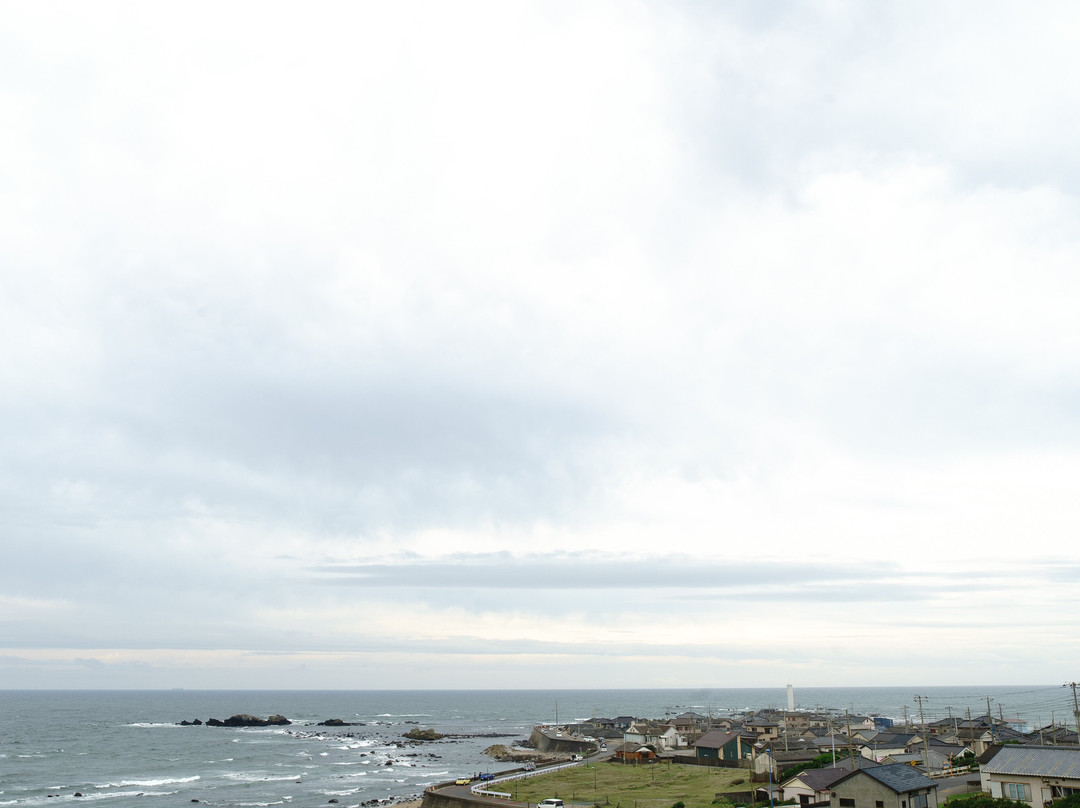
[751,745,820,779]
[828,762,939,808]
[746,716,780,741]
[783,712,833,732]
[613,742,656,762]
[696,729,755,761]
[903,740,972,771]
[624,722,684,750]
[879,750,950,773]
[781,761,881,806]
[861,733,919,761]
[845,716,877,733]
[980,744,1080,806]
[671,712,708,731]
[1026,725,1080,746]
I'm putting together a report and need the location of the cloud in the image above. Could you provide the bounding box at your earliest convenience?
[3,0,1080,687]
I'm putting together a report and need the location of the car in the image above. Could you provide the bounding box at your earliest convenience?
[455,778,470,785]
[539,800,564,808]
[479,773,495,781]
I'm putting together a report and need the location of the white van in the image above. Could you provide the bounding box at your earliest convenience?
[539,800,564,808]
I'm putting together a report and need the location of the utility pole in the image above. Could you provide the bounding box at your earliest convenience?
[987,698,995,745]
[829,711,836,766]
[1065,683,1080,742]
[767,745,775,808]
[915,696,930,774]
[846,710,855,771]
[1052,711,1057,745]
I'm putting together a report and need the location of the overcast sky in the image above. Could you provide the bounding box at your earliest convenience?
[3,1,1080,690]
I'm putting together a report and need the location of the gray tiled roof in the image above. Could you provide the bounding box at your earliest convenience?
[789,762,882,792]
[981,745,1080,779]
[840,763,937,794]
[790,767,854,792]
[696,730,738,748]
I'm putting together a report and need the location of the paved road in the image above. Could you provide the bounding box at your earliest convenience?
[935,774,984,800]
[434,751,612,806]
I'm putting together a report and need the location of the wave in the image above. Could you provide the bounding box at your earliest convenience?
[94,776,200,788]
[0,790,179,806]
[374,713,432,718]
[221,773,304,783]
[124,722,179,728]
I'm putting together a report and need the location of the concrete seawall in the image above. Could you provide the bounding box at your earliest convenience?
[420,788,482,808]
[421,784,517,808]
[528,728,593,755]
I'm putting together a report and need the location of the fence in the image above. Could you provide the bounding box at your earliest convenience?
[674,756,751,770]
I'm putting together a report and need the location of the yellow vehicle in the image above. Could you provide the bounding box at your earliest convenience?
[455,778,470,786]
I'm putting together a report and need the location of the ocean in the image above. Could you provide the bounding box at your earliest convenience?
[0,687,1063,808]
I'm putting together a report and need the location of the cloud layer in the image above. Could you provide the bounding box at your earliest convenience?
[3,0,1080,688]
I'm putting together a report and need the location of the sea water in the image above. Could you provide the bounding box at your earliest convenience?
[0,687,1059,808]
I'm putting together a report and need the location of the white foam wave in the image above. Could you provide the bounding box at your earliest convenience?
[96,776,200,788]
[124,723,178,728]
[1,790,179,806]
[374,713,431,718]
[222,773,303,783]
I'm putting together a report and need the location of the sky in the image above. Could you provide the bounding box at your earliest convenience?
[2,0,1080,690]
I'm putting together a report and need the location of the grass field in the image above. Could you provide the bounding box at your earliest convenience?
[502,761,753,808]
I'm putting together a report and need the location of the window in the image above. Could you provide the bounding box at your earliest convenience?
[1004,783,1031,802]
[876,802,884,808]
[911,794,928,808]
[839,799,856,807]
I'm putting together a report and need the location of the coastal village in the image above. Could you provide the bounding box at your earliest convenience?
[449,702,1080,808]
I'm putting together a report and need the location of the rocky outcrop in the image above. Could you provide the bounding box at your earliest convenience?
[318,718,365,727]
[403,728,446,741]
[187,714,292,727]
[482,744,550,762]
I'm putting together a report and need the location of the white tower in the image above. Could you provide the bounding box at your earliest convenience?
[787,684,794,711]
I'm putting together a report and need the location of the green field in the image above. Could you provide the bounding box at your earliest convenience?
[502,761,753,808]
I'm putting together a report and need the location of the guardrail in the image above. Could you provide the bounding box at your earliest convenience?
[473,791,512,800]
